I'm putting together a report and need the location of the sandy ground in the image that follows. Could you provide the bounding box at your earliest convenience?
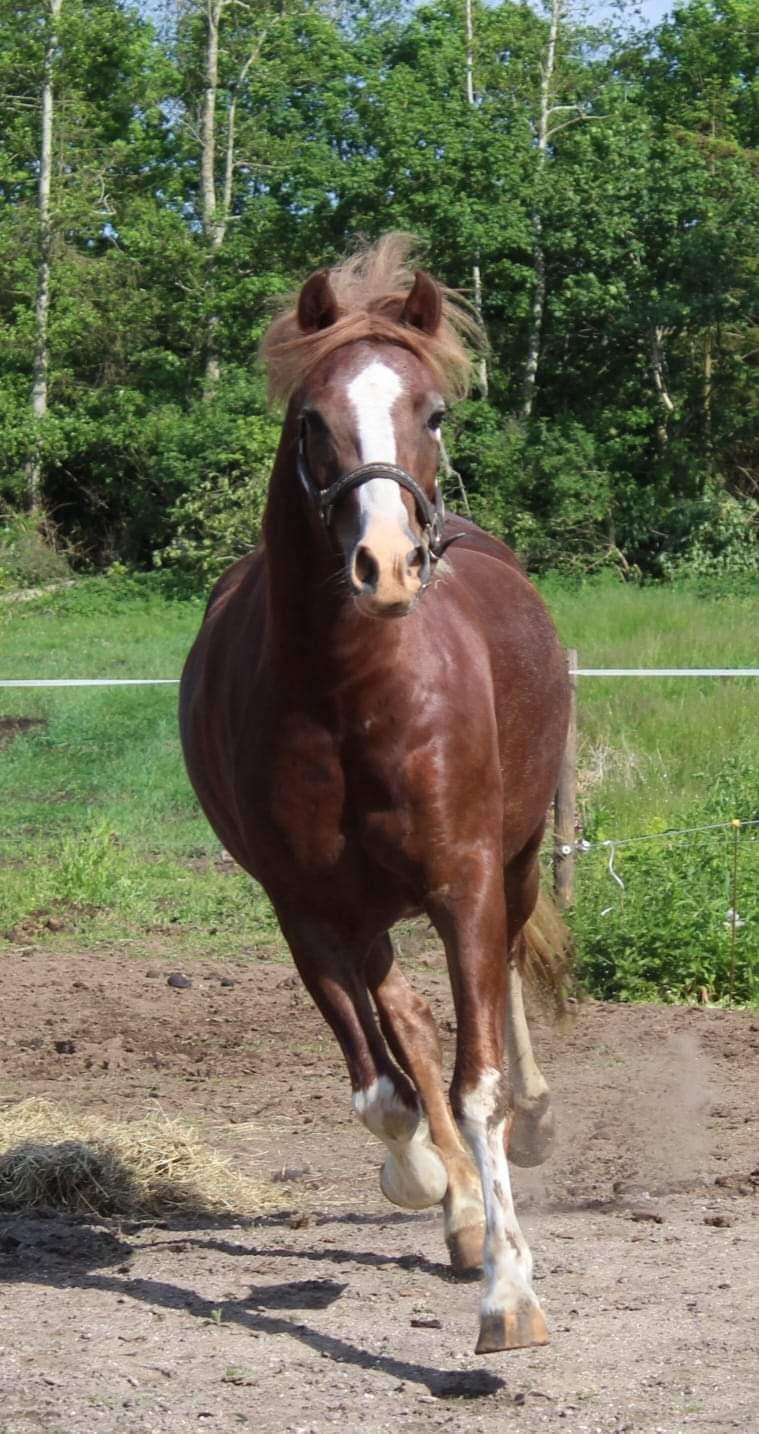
[0,946,757,1434]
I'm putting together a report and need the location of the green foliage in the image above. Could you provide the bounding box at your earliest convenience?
[541,576,759,1002]
[0,511,72,591]
[661,489,759,583]
[0,576,278,952]
[0,0,757,580]
[151,371,279,586]
[54,824,129,908]
[572,761,759,1005]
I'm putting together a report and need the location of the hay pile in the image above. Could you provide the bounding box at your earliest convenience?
[0,1099,280,1219]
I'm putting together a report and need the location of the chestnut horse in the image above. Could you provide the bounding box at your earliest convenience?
[180,236,570,1354]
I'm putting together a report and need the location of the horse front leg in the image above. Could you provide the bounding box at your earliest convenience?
[365,933,485,1273]
[430,871,549,1355]
[278,913,448,1212]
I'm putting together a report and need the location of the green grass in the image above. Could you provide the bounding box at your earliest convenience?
[0,577,279,955]
[0,572,757,999]
[540,576,759,1003]
[541,576,759,832]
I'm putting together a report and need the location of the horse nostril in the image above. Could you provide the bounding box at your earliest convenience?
[354,545,379,591]
[407,544,430,585]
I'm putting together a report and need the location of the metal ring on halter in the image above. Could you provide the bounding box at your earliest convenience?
[296,422,463,568]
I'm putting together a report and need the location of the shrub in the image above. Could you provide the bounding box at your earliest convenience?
[571,759,759,1005]
[0,511,73,593]
[151,370,280,589]
[661,489,759,584]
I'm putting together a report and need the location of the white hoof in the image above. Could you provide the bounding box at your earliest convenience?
[380,1141,448,1210]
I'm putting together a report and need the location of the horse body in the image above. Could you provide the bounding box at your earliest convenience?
[180,239,570,1354]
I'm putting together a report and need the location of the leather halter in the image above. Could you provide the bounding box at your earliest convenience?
[296,421,461,581]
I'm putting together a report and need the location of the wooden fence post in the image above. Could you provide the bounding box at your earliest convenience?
[553,648,577,909]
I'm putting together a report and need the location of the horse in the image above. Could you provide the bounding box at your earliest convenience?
[179,234,570,1355]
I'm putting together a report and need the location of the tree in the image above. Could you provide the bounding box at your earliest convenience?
[28,0,63,513]
[0,0,180,542]
[1,0,756,580]
[520,0,561,421]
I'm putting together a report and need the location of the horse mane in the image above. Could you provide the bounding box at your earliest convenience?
[260,233,484,405]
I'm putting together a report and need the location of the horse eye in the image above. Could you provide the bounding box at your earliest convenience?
[303,409,328,435]
[428,409,445,432]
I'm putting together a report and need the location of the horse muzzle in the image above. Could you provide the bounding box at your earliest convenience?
[348,519,426,617]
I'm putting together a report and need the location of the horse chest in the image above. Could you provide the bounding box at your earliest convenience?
[268,709,425,877]
[270,715,346,870]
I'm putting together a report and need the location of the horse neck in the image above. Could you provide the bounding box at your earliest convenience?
[262,411,354,680]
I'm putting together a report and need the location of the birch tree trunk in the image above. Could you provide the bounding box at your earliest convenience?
[465,0,488,395]
[520,0,562,422]
[28,0,63,513]
[650,323,674,448]
[703,326,714,473]
[200,0,226,394]
[199,1,265,395]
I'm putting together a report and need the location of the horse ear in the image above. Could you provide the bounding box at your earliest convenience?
[297,270,339,333]
[400,271,442,335]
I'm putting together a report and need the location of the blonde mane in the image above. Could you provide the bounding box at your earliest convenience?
[260,233,484,405]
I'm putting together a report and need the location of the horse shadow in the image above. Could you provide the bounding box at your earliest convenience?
[0,1205,507,1401]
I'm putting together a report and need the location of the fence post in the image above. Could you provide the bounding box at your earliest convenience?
[553,648,577,909]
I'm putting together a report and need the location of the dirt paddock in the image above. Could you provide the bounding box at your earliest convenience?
[0,946,757,1433]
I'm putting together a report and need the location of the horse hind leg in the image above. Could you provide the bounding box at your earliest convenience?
[505,940,555,1167]
[504,853,556,1168]
[280,915,448,1211]
[366,934,485,1274]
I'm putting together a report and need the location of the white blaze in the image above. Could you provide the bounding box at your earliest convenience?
[347,360,406,522]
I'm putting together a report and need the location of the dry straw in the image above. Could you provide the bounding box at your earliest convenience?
[0,1099,280,1219]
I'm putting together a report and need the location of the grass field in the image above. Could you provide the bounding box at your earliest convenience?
[543,577,759,832]
[0,578,280,957]
[1,574,757,1000]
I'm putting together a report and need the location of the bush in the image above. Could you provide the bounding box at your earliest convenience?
[0,511,73,593]
[448,407,618,572]
[571,758,759,1005]
[154,471,269,589]
[660,488,759,585]
[150,369,280,588]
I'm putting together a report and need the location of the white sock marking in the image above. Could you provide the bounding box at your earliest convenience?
[353,1076,447,1209]
[347,360,406,522]
[459,1068,536,1315]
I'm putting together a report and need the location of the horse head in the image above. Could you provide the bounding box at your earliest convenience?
[293,268,448,618]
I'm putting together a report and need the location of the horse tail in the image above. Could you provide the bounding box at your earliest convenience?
[523,885,573,1014]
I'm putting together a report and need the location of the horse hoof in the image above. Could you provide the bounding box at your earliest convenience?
[446,1223,485,1276]
[507,1096,555,1168]
[379,1145,448,1210]
[475,1302,550,1354]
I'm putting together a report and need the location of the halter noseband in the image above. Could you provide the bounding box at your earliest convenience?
[296,421,461,584]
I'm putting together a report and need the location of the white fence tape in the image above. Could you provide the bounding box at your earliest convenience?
[0,678,178,688]
[572,667,759,677]
[1,669,759,688]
